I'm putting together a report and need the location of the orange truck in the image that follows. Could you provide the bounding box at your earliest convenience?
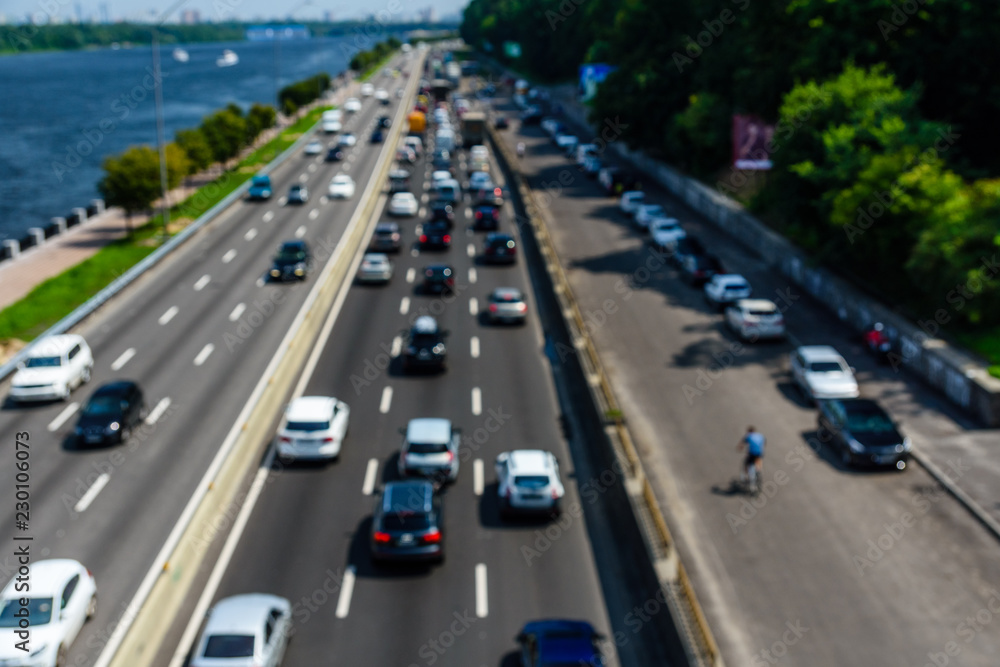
[407,110,427,136]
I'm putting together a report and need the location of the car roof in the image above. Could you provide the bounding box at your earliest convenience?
[797,345,847,362]
[286,396,336,421]
[735,299,777,312]
[406,417,452,443]
[425,264,452,274]
[383,480,434,514]
[279,240,307,251]
[715,274,748,284]
[91,380,138,397]
[363,253,389,262]
[389,169,409,178]
[375,222,399,231]
[507,450,553,475]
[333,174,352,182]
[26,334,86,357]
[205,594,289,635]
[491,287,523,300]
[522,618,597,639]
[829,398,885,415]
[412,315,439,333]
[2,559,84,598]
[393,192,416,200]
[487,232,513,241]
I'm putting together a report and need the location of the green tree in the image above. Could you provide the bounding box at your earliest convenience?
[200,106,247,163]
[246,103,277,141]
[175,128,212,174]
[98,146,157,234]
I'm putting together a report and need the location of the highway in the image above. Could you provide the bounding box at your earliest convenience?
[487,84,1000,666]
[0,56,415,667]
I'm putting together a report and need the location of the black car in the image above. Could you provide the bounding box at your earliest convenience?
[669,236,706,267]
[74,381,145,446]
[370,222,402,253]
[818,398,911,470]
[269,240,311,281]
[422,264,455,295]
[473,204,500,230]
[420,220,452,250]
[377,115,391,129]
[482,233,517,264]
[371,480,444,564]
[474,187,504,208]
[494,115,509,129]
[402,315,449,372]
[325,147,345,162]
[431,149,451,171]
[370,128,384,143]
[520,107,544,125]
[429,201,455,227]
[286,184,308,205]
[680,253,723,286]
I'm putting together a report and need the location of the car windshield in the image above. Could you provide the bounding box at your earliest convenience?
[0,598,53,627]
[514,475,550,488]
[408,442,448,454]
[383,513,431,531]
[203,634,255,658]
[411,333,440,347]
[25,356,63,368]
[748,309,777,317]
[724,283,748,291]
[286,420,330,432]
[276,250,305,262]
[809,361,846,373]
[83,395,123,416]
[846,411,896,434]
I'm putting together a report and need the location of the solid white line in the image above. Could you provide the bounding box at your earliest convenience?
[473,459,484,496]
[158,306,178,325]
[362,458,379,495]
[193,274,210,291]
[110,348,136,371]
[256,277,265,288]
[193,344,214,366]
[262,211,274,223]
[471,387,482,416]
[469,267,478,284]
[244,228,258,241]
[467,243,475,258]
[309,208,319,220]
[74,473,111,513]
[299,172,308,182]
[475,563,488,617]
[335,566,357,618]
[379,386,393,414]
[470,336,480,359]
[222,248,237,263]
[229,303,246,322]
[406,267,415,283]
[47,402,79,432]
[391,335,402,357]
[469,297,478,316]
[145,397,171,425]
[296,225,307,238]
[399,296,410,314]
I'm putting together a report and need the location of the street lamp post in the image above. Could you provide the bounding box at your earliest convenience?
[152,28,170,242]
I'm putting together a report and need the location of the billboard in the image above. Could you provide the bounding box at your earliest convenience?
[732,115,774,170]
[578,63,615,101]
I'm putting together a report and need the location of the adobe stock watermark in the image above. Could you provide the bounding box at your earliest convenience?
[921,588,1000,667]
[672,0,752,73]
[750,619,810,666]
[907,252,1000,345]
[545,0,590,30]
[407,609,478,666]
[725,467,794,534]
[878,0,930,41]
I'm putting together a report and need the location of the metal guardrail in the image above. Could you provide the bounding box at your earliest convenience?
[0,111,326,383]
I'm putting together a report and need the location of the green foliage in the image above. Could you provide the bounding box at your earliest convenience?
[278,73,331,114]
[175,128,212,174]
[0,23,246,54]
[200,106,248,163]
[98,145,164,217]
[349,37,401,74]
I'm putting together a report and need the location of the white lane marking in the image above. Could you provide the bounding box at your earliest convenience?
[263,211,274,223]
[47,402,79,432]
[421,193,429,203]
[469,297,478,316]
[299,173,308,182]
[468,267,478,284]
[418,206,426,217]
[193,274,211,291]
[229,303,246,322]
[410,248,420,257]
[158,306,178,325]
[343,162,352,171]
[406,267,416,283]
[308,163,317,173]
[145,397,171,425]
[415,224,423,236]
[222,248,237,263]
[362,459,379,495]
[473,459,484,496]
[309,208,319,220]
[278,196,288,206]
[256,277,265,288]
[110,348,136,371]
[73,473,111,513]
[399,296,410,314]
[391,335,402,357]
[471,387,482,416]
[470,336,480,359]
[379,386,393,414]
[296,225,307,238]
[467,243,475,258]
[335,566,357,619]
[193,344,215,366]
[475,564,488,617]
[465,208,472,219]
[244,228,258,241]
[320,195,329,204]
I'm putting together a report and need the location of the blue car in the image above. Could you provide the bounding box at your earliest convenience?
[516,620,605,666]
[248,174,272,201]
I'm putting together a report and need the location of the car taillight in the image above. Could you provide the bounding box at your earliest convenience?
[374,531,391,543]
[505,487,512,499]
[446,278,454,285]
[518,303,528,312]
[443,235,451,243]
[279,436,292,443]
[423,529,441,544]
[420,235,428,243]
[551,488,560,499]
[446,451,454,462]
[323,437,334,443]
[392,233,400,241]
[489,303,498,313]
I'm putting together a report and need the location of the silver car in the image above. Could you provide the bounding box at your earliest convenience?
[191,594,291,667]
[398,418,461,483]
[486,287,528,324]
[357,253,393,284]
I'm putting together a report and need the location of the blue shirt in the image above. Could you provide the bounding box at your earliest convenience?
[744,432,765,456]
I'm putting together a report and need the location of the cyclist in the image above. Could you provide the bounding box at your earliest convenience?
[737,426,765,484]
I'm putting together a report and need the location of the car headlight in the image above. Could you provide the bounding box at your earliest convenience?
[294,267,305,276]
[107,422,120,433]
[270,269,280,277]
[902,437,912,451]
[848,438,864,453]
[432,343,446,355]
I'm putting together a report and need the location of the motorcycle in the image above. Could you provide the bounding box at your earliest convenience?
[864,326,892,364]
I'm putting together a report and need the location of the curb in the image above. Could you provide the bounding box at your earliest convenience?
[911,450,1000,542]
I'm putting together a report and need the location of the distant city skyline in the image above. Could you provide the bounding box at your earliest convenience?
[0,0,464,25]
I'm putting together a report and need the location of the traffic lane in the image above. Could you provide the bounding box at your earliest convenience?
[496,111,1000,665]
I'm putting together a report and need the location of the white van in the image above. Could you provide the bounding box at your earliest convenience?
[404,136,423,157]
[9,334,94,402]
[436,128,456,152]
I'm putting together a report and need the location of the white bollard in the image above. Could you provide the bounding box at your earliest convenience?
[52,217,67,233]
[27,227,45,247]
[72,207,88,224]
[90,199,105,215]
[3,239,20,260]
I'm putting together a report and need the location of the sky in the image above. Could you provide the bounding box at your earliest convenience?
[0,0,467,24]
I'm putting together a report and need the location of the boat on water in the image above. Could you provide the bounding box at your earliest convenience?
[172,47,189,62]
[216,49,239,67]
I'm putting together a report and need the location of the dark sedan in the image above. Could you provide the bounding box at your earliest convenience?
[371,480,444,564]
[473,204,500,231]
[419,220,452,250]
[370,128,384,143]
[74,381,145,446]
[818,398,911,470]
[422,264,455,294]
[680,253,724,286]
[482,233,517,264]
[325,147,345,162]
[429,201,455,228]
[269,240,311,282]
[370,222,402,253]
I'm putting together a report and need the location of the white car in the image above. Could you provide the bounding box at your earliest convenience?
[398,417,460,482]
[322,119,342,133]
[555,133,578,155]
[704,274,752,309]
[634,204,667,230]
[304,140,323,155]
[649,217,687,250]
[725,299,786,341]
[357,253,394,284]
[575,143,597,164]
[541,118,561,136]
[389,192,418,216]
[360,83,374,97]
[375,88,389,102]
[0,559,97,667]
[191,594,291,667]
[495,450,565,518]
[619,191,646,216]
[9,334,93,402]
[328,174,356,199]
[790,346,860,402]
[469,171,492,192]
[344,97,362,112]
[276,395,350,461]
[338,132,357,147]
[469,145,489,162]
[431,170,453,186]
[433,108,449,124]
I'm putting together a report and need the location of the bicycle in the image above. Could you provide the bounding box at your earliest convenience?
[744,461,761,497]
